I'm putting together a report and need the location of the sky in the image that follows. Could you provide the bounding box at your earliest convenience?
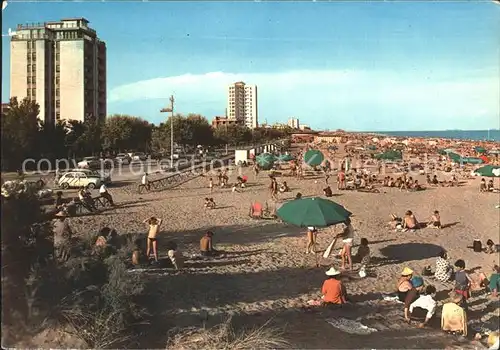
[1,0,500,131]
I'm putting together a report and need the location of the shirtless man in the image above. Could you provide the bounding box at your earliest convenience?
[403,210,418,231]
[143,216,162,262]
[428,210,442,229]
[337,170,346,190]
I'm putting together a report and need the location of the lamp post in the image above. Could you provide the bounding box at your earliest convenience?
[160,95,175,166]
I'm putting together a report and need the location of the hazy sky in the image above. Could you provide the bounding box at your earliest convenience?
[2,1,499,131]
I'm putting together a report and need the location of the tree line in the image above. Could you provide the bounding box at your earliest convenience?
[1,97,292,171]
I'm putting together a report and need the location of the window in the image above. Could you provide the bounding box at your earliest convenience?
[32,88,36,97]
[27,76,31,84]
[56,65,60,72]
[56,88,60,97]
[32,64,36,71]
[27,64,31,72]
[27,88,30,97]
[56,100,60,108]
[56,112,60,119]
[32,52,36,60]
[56,76,60,85]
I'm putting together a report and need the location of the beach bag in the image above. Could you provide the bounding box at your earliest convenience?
[473,239,482,253]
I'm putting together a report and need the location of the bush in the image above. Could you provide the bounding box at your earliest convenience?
[166,317,290,350]
[1,182,148,348]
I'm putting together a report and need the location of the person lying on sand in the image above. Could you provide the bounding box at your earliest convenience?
[389,213,403,230]
[402,210,419,231]
[428,210,442,229]
[485,239,498,254]
[321,267,348,306]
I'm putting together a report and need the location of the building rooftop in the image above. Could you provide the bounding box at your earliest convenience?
[61,17,90,24]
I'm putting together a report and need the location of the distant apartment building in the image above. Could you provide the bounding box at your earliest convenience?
[299,124,311,131]
[1,103,11,116]
[211,116,244,128]
[10,18,106,124]
[227,81,258,129]
[288,117,300,129]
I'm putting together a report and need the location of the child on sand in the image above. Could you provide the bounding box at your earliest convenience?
[428,210,442,229]
[204,197,216,209]
[454,259,473,308]
[339,219,355,270]
[143,216,162,263]
[208,178,213,193]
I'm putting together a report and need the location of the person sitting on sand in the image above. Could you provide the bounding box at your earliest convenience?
[131,238,145,266]
[488,265,500,297]
[295,192,303,199]
[397,267,414,302]
[441,292,467,336]
[428,210,442,229]
[480,178,487,192]
[432,175,439,186]
[383,177,389,187]
[395,177,403,188]
[279,181,289,193]
[486,239,498,254]
[487,179,494,191]
[204,197,216,209]
[388,177,395,187]
[426,175,433,186]
[200,231,217,257]
[143,216,162,263]
[323,186,333,197]
[166,240,184,270]
[321,267,348,306]
[404,276,426,323]
[407,285,437,328]
[434,249,453,282]
[402,210,419,231]
[454,259,473,308]
[354,238,370,267]
[450,175,458,187]
[410,180,424,191]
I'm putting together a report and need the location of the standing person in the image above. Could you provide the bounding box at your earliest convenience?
[269,176,278,200]
[454,259,473,308]
[141,172,149,191]
[99,183,114,206]
[143,216,162,263]
[253,163,260,178]
[325,169,331,184]
[340,218,355,270]
[208,177,214,193]
[337,169,346,190]
[306,226,318,254]
[53,211,73,262]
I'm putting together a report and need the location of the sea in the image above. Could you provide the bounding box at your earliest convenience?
[370,130,500,142]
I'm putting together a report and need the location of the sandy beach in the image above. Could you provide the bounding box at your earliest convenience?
[43,141,499,349]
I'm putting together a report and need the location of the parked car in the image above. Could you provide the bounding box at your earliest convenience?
[77,156,100,169]
[66,169,111,185]
[57,171,102,189]
[115,153,131,165]
[131,152,147,161]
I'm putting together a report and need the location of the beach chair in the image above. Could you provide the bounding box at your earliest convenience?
[249,202,263,219]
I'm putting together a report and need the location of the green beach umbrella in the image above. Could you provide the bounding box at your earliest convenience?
[304,150,324,167]
[474,146,487,154]
[256,153,275,170]
[447,152,461,161]
[277,197,352,228]
[278,154,295,162]
[474,165,500,177]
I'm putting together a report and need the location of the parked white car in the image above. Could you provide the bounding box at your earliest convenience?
[65,169,111,184]
[77,156,100,169]
[115,153,131,165]
[131,152,147,161]
[58,171,102,189]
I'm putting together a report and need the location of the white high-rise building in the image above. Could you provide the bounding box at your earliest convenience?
[227,81,258,129]
[288,117,300,129]
[10,18,106,124]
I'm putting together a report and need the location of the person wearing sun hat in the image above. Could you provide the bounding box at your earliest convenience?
[441,291,467,336]
[397,267,414,302]
[404,276,425,322]
[321,267,347,305]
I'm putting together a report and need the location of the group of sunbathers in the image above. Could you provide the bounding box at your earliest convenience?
[426,174,459,187]
[389,210,442,232]
[382,176,424,191]
[480,178,498,193]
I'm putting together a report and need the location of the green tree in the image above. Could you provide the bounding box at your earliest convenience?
[101,114,152,152]
[213,125,252,145]
[1,97,40,170]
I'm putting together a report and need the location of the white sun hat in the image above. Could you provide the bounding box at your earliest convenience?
[325,267,341,276]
